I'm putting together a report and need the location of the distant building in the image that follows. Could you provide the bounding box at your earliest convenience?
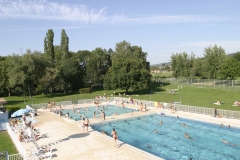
[151,70,160,73]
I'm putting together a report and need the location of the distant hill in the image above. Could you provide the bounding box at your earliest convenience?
[150,62,171,67]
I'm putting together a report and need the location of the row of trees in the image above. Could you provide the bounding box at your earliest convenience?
[0,29,151,97]
[171,45,240,79]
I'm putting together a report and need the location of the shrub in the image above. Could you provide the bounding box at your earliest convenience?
[79,88,91,94]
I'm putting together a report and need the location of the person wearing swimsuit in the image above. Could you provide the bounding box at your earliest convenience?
[111,128,118,147]
[84,117,90,133]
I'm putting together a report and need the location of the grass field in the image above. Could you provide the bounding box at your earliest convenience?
[2,83,240,111]
[0,131,18,154]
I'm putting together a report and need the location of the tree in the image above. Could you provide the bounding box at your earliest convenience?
[84,48,111,88]
[190,58,204,78]
[233,51,240,61]
[44,29,55,61]
[171,52,195,78]
[220,56,240,80]
[59,56,81,92]
[203,45,226,79]
[7,50,46,98]
[60,29,70,59]
[104,41,151,93]
[0,57,10,96]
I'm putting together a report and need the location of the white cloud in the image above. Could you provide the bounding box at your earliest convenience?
[0,0,232,25]
[0,0,107,23]
[110,14,226,25]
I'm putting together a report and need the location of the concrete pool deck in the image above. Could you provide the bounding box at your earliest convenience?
[20,103,240,160]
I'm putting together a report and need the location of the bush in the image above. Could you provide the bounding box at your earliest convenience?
[79,88,91,94]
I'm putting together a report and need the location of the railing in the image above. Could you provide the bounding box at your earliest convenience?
[78,99,93,104]
[6,123,27,160]
[159,78,240,92]
[8,154,23,160]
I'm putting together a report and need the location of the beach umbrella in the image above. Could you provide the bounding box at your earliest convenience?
[11,108,32,117]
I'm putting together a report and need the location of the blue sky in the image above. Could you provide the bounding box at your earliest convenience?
[0,0,240,64]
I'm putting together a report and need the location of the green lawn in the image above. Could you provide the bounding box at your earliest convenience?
[0,131,18,154]
[2,83,240,111]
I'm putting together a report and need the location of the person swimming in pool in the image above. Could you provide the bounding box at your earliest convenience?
[222,139,237,146]
[184,133,194,140]
[154,129,157,133]
[181,123,188,128]
[159,121,163,124]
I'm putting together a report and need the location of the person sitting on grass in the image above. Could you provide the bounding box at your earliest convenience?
[233,101,240,106]
[214,100,222,105]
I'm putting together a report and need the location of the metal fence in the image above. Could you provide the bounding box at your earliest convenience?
[159,78,240,92]
[8,154,23,160]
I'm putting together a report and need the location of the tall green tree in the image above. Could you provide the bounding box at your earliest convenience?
[171,52,195,78]
[104,41,151,93]
[0,57,10,96]
[44,29,55,61]
[233,51,240,61]
[190,58,204,78]
[203,45,226,79]
[7,50,46,98]
[220,56,240,80]
[60,29,70,59]
[84,48,111,88]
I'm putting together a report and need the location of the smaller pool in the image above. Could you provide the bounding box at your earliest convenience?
[60,105,137,121]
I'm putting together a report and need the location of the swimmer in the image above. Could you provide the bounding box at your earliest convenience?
[228,125,231,128]
[184,133,194,140]
[131,110,134,116]
[181,123,188,128]
[154,129,157,133]
[159,121,163,124]
[177,116,180,118]
[221,123,224,127]
[222,139,237,146]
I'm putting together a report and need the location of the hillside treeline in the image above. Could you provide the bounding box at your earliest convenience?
[0,29,151,97]
[171,45,240,79]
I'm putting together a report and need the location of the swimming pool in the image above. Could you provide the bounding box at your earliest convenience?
[61,105,137,121]
[92,114,240,160]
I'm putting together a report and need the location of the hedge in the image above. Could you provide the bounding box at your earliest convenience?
[79,88,91,94]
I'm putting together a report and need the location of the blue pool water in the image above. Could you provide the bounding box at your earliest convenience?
[61,105,137,121]
[92,114,240,160]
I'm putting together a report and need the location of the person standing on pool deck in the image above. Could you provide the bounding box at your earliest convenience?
[111,128,118,147]
[102,111,106,121]
[84,117,90,133]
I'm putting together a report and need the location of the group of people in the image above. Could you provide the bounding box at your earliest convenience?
[9,114,45,142]
[139,102,147,112]
[80,117,91,133]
